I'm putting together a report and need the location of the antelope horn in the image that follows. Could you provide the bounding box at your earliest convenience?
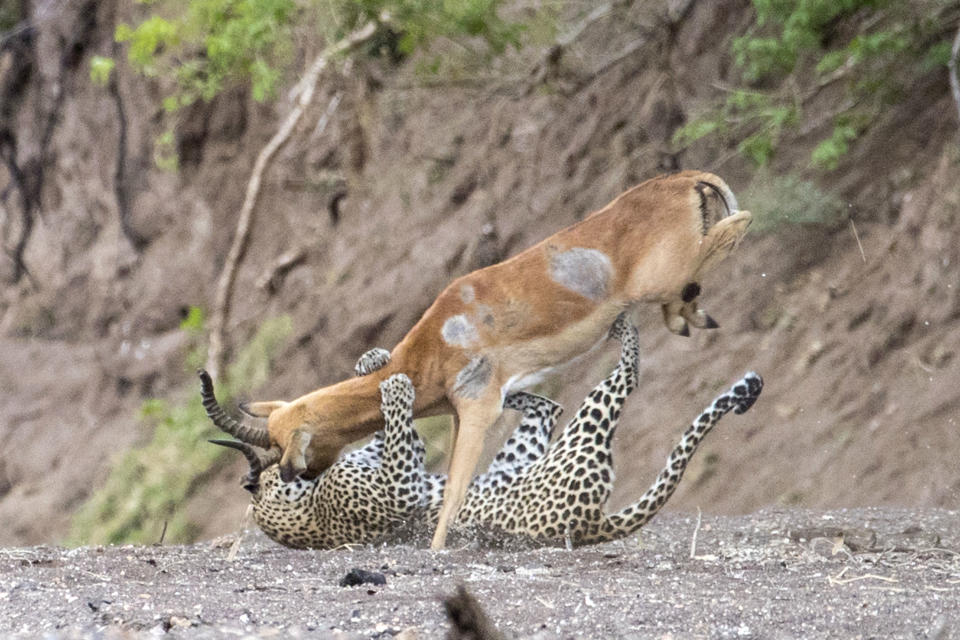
[208,439,282,491]
[197,369,271,448]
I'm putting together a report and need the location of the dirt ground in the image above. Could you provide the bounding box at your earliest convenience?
[2,0,960,600]
[2,507,957,639]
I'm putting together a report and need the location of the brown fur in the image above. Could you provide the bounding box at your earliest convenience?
[245,170,752,549]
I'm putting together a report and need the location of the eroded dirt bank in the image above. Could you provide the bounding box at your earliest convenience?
[2,508,958,639]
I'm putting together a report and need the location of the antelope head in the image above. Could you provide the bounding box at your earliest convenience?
[198,369,282,492]
[239,394,365,483]
[660,176,752,337]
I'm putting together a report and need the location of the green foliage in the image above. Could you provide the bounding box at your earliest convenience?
[810,118,862,170]
[116,0,296,106]
[112,0,530,168]
[0,2,23,33]
[743,171,846,233]
[674,91,798,167]
[180,305,207,371]
[114,0,526,108]
[89,56,116,87]
[676,0,957,169]
[67,315,293,546]
[153,130,179,171]
[331,0,524,58]
[733,0,889,82]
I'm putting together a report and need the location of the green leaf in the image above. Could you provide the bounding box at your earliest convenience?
[739,131,775,166]
[811,123,859,170]
[179,306,206,333]
[89,55,116,86]
[672,119,721,147]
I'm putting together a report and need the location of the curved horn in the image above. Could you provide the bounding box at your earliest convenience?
[197,369,271,448]
[209,439,282,491]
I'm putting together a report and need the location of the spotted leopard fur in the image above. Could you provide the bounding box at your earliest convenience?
[214,315,762,548]
[244,370,555,549]
[447,315,763,546]
[248,375,419,548]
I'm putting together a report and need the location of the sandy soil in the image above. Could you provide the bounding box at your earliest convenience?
[2,507,957,639]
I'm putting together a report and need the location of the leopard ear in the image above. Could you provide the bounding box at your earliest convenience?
[241,400,287,418]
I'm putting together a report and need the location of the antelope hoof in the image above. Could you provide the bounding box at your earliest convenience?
[662,303,690,336]
[680,301,719,331]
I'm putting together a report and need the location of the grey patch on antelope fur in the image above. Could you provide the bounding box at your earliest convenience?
[453,356,492,399]
[460,284,475,304]
[549,248,612,301]
[474,303,495,328]
[442,314,479,347]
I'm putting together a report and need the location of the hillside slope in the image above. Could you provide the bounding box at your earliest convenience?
[0,0,958,545]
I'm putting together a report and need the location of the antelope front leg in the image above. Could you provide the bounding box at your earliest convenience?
[431,392,503,550]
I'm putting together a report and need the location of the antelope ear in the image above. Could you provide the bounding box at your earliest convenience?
[698,210,753,273]
[706,209,752,243]
[242,400,287,418]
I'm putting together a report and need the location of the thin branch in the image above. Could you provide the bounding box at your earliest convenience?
[226,505,253,562]
[849,219,866,264]
[205,21,377,379]
[949,24,960,126]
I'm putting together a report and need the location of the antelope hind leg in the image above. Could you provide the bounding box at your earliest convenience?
[662,299,719,336]
[431,391,503,549]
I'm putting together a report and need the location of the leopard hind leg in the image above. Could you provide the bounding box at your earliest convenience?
[586,372,763,545]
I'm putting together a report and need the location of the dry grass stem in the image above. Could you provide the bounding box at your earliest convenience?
[689,506,703,559]
[850,219,866,263]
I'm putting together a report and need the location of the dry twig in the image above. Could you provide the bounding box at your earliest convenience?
[828,567,899,585]
[949,24,960,126]
[689,507,702,559]
[227,504,254,562]
[849,219,866,263]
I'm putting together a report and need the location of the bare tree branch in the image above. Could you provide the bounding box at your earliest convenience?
[205,21,377,380]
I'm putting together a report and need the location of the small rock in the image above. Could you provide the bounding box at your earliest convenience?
[339,568,387,587]
[168,615,192,628]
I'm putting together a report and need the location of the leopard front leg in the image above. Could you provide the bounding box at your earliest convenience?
[376,374,430,518]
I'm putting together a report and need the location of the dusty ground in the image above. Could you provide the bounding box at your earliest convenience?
[2,507,958,639]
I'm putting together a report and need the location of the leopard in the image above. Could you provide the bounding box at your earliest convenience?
[203,314,763,549]
[203,371,556,549]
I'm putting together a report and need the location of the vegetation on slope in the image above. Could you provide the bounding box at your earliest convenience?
[675,0,958,170]
[68,314,292,545]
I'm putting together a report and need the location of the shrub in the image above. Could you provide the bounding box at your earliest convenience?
[674,0,957,169]
[68,315,293,546]
[743,172,846,233]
